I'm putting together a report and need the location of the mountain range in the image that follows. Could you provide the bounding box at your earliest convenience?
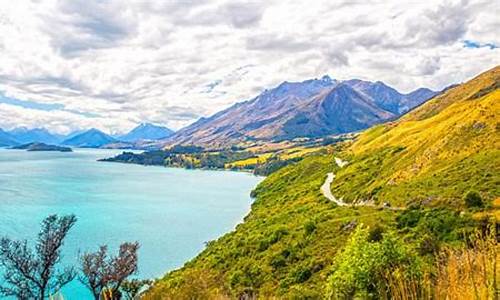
[164,76,437,148]
[8,127,64,145]
[0,129,19,147]
[0,76,439,150]
[0,123,174,148]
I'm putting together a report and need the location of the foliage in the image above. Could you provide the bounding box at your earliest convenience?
[383,221,498,299]
[0,215,77,299]
[79,242,140,300]
[252,156,302,176]
[121,279,153,300]
[101,149,256,170]
[396,207,476,244]
[464,190,484,208]
[325,225,421,299]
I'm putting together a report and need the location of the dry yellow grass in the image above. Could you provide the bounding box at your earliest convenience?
[225,152,273,168]
[384,225,498,300]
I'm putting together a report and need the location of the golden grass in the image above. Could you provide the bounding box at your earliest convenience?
[384,225,499,300]
[225,152,273,168]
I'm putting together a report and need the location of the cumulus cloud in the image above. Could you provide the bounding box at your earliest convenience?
[0,0,497,134]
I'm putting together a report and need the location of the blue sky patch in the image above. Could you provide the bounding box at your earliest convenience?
[463,40,498,49]
[0,92,100,118]
[0,93,65,111]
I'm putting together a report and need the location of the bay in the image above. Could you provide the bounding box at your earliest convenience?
[0,148,262,298]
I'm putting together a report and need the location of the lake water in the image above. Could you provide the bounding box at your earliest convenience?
[0,148,262,299]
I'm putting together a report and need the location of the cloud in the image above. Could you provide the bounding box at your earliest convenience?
[0,0,497,134]
[246,34,311,52]
[223,2,266,28]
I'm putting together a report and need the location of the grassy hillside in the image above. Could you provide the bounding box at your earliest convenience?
[144,66,499,299]
[331,66,499,207]
[145,153,398,299]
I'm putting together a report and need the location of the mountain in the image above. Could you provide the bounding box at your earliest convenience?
[119,123,174,142]
[146,66,499,299]
[166,76,436,148]
[62,128,116,148]
[0,129,18,147]
[343,80,437,114]
[8,127,63,145]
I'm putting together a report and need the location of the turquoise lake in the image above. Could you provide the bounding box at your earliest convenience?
[0,148,263,299]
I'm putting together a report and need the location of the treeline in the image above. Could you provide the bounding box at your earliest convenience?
[100,146,307,176]
[101,148,255,169]
[0,215,149,299]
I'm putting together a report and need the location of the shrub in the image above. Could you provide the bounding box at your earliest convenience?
[291,265,312,284]
[368,225,384,242]
[325,225,420,299]
[464,190,483,208]
[304,221,317,235]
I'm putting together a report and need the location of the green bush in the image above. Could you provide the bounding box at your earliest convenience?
[325,225,420,299]
[291,265,312,283]
[464,190,483,208]
[304,220,317,235]
[368,225,384,242]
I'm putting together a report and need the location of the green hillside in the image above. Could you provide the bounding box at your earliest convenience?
[331,66,499,207]
[144,66,499,299]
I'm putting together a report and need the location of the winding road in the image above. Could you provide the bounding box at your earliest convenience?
[320,157,404,210]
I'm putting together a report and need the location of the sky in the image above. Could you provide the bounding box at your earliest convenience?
[0,0,498,134]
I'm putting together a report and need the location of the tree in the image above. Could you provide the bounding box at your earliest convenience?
[325,225,420,299]
[0,214,77,299]
[80,242,139,299]
[464,190,483,208]
[79,246,108,299]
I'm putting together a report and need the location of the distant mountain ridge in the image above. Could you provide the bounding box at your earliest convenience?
[62,128,116,148]
[119,123,174,142]
[0,129,18,147]
[0,123,174,149]
[8,127,64,145]
[165,76,438,148]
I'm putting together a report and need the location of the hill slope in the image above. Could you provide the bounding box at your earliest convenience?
[166,77,436,148]
[145,66,498,299]
[62,128,116,148]
[331,65,500,207]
